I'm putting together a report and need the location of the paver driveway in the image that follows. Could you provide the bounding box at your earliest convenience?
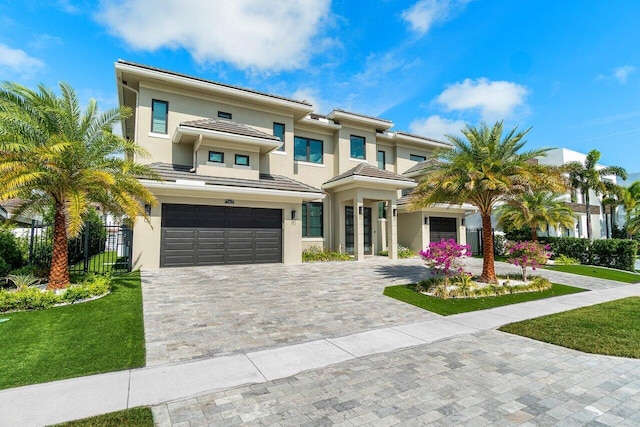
[141,258,438,365]
[141,257,625,366]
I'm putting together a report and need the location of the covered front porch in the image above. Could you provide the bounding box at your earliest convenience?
[322,163,416,260]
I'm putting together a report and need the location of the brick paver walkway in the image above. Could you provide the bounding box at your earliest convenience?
[152,331,640,426]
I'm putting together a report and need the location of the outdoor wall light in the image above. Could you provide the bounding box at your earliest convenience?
[461,218,465,226]
[144,204,152,215]
[393,208,397,217]
[358,206,363,215]
[424,216,429,225]
[291,210,296,220]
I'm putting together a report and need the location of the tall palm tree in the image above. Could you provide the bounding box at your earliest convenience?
[0,82,158,289]
[496,192,575,241]
[410,121,566,283]
[565,150,627,240]
[623,181,640,236]
[601,184,629,238]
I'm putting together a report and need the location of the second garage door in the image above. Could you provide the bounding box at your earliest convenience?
[160,204,282,267]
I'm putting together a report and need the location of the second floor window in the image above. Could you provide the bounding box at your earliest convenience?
[350,135,365,160]
[294,136,323,164]
[218,111,232,119]
[235,154,250,166]
[302,202,323,237]
[273,122,285,151]
[410,154,426,162]
[377,150,386,169]
[209,151,224,163]
[151,99,168,134]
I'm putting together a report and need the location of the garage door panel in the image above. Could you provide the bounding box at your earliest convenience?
[160,204,283,267]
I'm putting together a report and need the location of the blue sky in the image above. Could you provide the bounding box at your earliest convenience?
[1,0,639,172]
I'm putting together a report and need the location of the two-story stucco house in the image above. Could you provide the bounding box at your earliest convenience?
[115,61,472,269]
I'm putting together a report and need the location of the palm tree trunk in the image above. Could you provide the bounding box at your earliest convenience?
[531,227,538,241]
[480,212,497,283]
[48,204,70,289]
[585,192,592,239]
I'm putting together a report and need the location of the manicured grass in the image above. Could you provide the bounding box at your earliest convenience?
[51,407,153,427]
[546,264,640,283]
[383,283,587,316]
[500,297,640,358]
[71,251,130,274]
[0,271,145,390]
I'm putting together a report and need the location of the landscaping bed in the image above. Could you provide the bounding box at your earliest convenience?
[383,282,586,316]
[500,297,640,358]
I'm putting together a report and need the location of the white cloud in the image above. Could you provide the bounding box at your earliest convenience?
[0,43,45,78]
[613,65,636,84]
[291,87,324,113]
[409,115,466,140]
[96,0,331,71]
[436,78,529,121]
[402,0,472,36]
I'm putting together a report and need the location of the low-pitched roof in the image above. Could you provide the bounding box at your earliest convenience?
[402,159,441,176]
[180,119,281,141]
[117,60,312,107]
[324,163,415,185]
[148,163,323,194]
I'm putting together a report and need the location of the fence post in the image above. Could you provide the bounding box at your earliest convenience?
[83,223,90,273]
[28,219,37,265]
[127,226,133,272]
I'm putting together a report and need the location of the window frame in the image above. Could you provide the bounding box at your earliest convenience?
[208,151,224,163]
[410,154,427,162]
[234,154,250,166]
[294,136,324,164]
[350,135,366,160]
[302,202,323,237]
[151,99,169,134]
[377,150,386,169]
[273,122,285,151]
[217,111,232,119]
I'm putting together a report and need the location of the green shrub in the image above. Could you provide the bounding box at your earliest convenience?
[378,245,416,258]
[302,246,352,262]
[541,237,591,264]
[554,254,580,265]
[591,239,638,272]
[493,234,508,257]
[6,274,41,290]
[0,229,25,276]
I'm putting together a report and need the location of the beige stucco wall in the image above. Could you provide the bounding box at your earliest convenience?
[395,145,435,174]
[290,127,336,189]
[132,192,303,270]
[398,211,424,253]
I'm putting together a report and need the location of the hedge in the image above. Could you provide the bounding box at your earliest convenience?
[540,237,637,271]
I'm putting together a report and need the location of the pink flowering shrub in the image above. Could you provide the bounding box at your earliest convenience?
[419,239,472,282]
[506,241,551,282]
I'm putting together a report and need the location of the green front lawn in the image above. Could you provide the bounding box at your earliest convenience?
[383,283,586,316]
[546,264,640,283]
[500,297,640,358]
[51,407,153,427]
[0,271,145,390]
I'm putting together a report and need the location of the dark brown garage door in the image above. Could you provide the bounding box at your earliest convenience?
[430,217,457,242]
[160,204,282,267]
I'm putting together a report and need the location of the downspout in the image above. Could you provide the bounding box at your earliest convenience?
[324,191,332,250]
[119,82,139,160]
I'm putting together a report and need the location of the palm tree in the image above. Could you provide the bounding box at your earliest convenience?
[0,82,158,289]
[601,184,629,238]
[496,192,575,241]
[410,121,566,283]
[565,150,627,240]
[623,181,640,236]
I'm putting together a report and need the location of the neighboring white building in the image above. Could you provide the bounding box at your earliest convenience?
[465,147,617,239]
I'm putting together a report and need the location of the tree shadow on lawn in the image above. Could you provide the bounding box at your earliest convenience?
[374,264,428,284]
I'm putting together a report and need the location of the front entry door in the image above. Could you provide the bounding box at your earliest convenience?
[345,206,372,255]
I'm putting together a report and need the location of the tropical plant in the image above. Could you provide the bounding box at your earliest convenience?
[0,82,158,289]
[565,149,627,239]
[496,191,575,241]
[506,241,551,282]
[601,184,630,238]
[623,181,640,236]
[6,274,41,290]
[419,238,471,282]
[410,121,566,283]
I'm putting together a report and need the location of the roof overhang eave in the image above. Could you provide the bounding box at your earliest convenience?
[323,175,417,191]
[140,179,325,201]
[173,126,282,154]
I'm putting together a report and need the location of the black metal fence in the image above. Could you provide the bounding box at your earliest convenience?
[28,221,133,275]
[466,228,497,255]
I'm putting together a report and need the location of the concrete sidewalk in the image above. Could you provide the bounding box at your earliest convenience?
[1,283,638,426]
